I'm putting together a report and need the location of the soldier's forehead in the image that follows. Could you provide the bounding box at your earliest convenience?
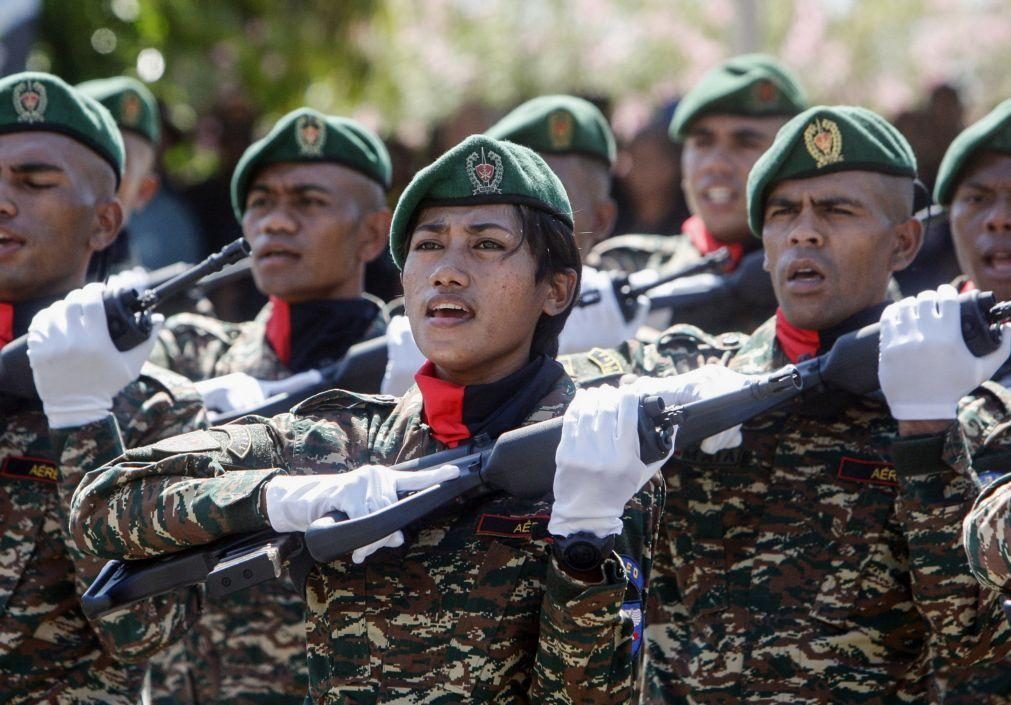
[0,131,95,168]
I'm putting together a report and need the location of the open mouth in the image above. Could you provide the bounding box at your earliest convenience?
[983,250,1011,275]
[703,185,736,205]
[426,298,474,322]
[785,259,826,289]
[254,245,299,263]
[0,232,26,254]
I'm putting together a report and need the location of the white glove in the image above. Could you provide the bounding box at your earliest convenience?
[627,365,750,454]
[557,266,650,354]
[105,265,150,293]
[195,369,323,413]
[879,284,1011,420]
[381,315,426,396]
[28,283,162,428]
[264,464,460,563]
[549,385,671,538]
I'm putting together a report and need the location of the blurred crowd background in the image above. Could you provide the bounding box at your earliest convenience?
[2,0,1009,319]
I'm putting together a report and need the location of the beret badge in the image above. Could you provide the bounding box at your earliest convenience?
[466,146,503,195]
[295,114,326,157]
[13,80,47,123]
[119,91,143,127]
[548,110,575,149]
[804,117,843,168]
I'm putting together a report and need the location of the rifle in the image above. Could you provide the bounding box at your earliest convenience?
[0,239,251,399]
[80,289,1010,617]
[647,248,776,329]
[577,248,732,321]
[209,335,388,424]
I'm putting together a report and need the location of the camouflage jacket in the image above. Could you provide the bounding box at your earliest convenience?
[69,374,664,704]
[150,295,387,382]
[1,364,204,705]
[146,294,387,705]
[588,232,703,277]
[571,316,1011,704]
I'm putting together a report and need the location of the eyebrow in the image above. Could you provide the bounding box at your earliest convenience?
[961,180,994,192]
[413,220,514,234]
[766,195,865,209]
[10,162,64,176]
[248,182,332,196]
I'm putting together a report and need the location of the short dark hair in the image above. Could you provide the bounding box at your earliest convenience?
[516,204,581,358]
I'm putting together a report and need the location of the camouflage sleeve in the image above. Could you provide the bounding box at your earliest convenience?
[531,474,664,704]
[49,367,208,661]
[893,422,1011,667]
[149,313,241,380]
[69,414,298,560]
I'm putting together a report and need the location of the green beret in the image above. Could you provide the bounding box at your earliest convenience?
[0,71,123,185]
[746,105,917,237]
[934,99,1011,206]
[389,134,573,269]
[231,108,392,220]
[485,94,616,166]
[669,54,807,141]
[77,76,160,145]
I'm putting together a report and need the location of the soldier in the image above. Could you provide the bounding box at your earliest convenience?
[585,105,1011,703]
[933,98,1011,703]
[150,107,391,399]
[382,95,646,395]
[591,54,807,334]
[63,134,712,703]
[0,71,204,704]
[130,108,394,704]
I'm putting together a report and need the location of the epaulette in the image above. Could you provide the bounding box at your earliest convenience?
[560,346,635,388]
[291,387,400,416]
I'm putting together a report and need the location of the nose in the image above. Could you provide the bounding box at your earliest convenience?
[787,209,824,247]
[984,193,1011,233]
[257,205,298,236]
[0,180,16,219]
[429,245,470,289]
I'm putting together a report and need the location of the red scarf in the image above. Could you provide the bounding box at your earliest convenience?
[0,303,13,349]
[774,308,819,363]
[960,279,977,293]
[683,215,745,271]
[265,296,292,366]
[414,361,470,448]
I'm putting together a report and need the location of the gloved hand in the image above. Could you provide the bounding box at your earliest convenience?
[557,266,650,354]
[264,463,460,563]
[28,283,162,428]
[549,385,671,539]
[879,284,1011,420]
[105,265,150,293]
[195,369,324,413]
[381,315,426,396]
[627,365,750,454]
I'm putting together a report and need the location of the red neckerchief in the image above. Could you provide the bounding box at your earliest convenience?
[960,279,977,293]
[775,308,819,363]
[414,361,470,448]
[683,214,745,271]
[0,303,12,349]
[265,296,292,366]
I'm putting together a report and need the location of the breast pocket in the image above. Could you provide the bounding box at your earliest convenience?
[440,538,547,700]
[808,486,920,658]
[0,480,50,615]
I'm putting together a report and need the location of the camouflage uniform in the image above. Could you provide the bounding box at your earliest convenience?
[589,232,703,277]
[1,363,204,705]
[70,373,663,704]
[150,295,387,381]
[143,296,386,704]
[570,317,1011,703]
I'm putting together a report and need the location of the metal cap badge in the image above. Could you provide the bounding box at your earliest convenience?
[13,80,47,123]
[804,117,843,168]
[466,146,503,194]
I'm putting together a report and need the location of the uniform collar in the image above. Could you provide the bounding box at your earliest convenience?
[682,214,749,271]
[265,295,382,372]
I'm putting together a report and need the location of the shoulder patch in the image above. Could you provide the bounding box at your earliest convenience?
[586,347,629,376]
[150,430,223,455]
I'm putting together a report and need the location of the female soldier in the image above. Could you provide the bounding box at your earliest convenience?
[62,135,670,704]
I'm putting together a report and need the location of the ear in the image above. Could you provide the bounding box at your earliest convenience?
[88,198,124,252]
[357,207,392,264]
[134,173,161,212]
[542,267,579,316]
[592,196,618,241]
[888,216,923,273]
